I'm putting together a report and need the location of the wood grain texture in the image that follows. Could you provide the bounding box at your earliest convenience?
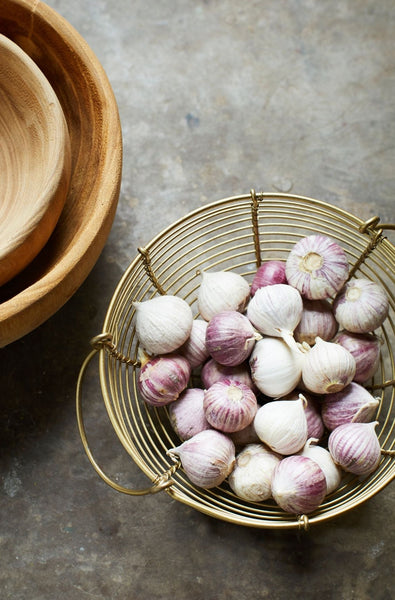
[0,33,71,287]
[0,0,122,346]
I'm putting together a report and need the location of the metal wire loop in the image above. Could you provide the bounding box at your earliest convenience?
[298,515,310,531]
[90,333,139,367]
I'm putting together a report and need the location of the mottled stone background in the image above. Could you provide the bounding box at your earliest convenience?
[1,1,394,599]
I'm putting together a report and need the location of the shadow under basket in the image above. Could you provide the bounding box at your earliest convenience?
[76,191,395,530]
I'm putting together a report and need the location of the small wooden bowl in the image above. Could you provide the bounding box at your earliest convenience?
[0,0,122,347]
[0,33,71,287]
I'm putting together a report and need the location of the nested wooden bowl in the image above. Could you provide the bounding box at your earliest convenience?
[0,0,122,347]
[0,33,71,287]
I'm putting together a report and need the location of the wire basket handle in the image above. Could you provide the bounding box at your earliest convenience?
[76,340,180,496]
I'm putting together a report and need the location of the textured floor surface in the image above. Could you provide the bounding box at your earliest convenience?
[1,1,394,599]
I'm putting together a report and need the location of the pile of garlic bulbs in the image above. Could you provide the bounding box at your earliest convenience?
[133,234,389,516]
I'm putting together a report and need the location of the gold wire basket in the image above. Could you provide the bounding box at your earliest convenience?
[76,191,395,530]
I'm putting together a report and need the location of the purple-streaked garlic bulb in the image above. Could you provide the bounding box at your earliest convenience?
[168,388,211,440]
[328,421,381,476]
[283,391,324,441]
[333,278,389,334]
[167,429,236,489]
[228,443,281,502]
[247,283,303,350]
[302,337,356,394]
[203,380,258,433]
[137,354,191,406]
[249,337,304,398]
[197,270,250,321]
[134,295,193,355]
[294,298,338,345]
[253,397,308,455]
[300,439,342,495]
[285,234,349,300]
[205,310,261,367]
[250,261,287,296]
[271,455,327,514]
[333,330,382,383]
[201,358,256,392]
[321,382,380,431]
[179,319,209,368]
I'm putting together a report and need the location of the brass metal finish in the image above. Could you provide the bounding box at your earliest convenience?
[77,192,395,529]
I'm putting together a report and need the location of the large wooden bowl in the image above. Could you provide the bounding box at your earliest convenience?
[0,33,71,287]
[0,0,122,347]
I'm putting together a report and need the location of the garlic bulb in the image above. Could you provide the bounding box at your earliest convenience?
[302,337,356,394]
[134,295,193,355]
[328,421,381,476]
[333,278,389,334]
[249,337,304,398]
[168,388,211,440]
[247,283,303,350]
[300,439,342,495]
[205,311,261,366]
[271,456,327,514]
[137,354,191,406]
[321,382,380,431]
[285,234,349,300]
[167,429,236,489]
[179,319,209,368]
[294,299,338,345]
[203,380,258,433]
[254,397,308,455]
[333,331,381,383]
[229,419,261,447]
[283,391,324,441]
[201,358,257,392]
[197,270,250,321]
[228,444,281,502]
[250,261,287,296]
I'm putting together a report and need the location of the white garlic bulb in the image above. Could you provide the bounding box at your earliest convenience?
[249,337,304,398]
[300,439,342,495]
[228,444,281,502]
[333,278,389,333]
[302,337,356,394]
[179,319,209,368]
[167,429,236,489]
[134,295,193,355]
[254,397,308,455]
[271,455,327,514]
[285,234,349,300]
[246,283,303,350]
[197,270,250,321]
[328,421,381,476]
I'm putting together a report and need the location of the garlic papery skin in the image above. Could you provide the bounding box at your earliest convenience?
[294,299,338,346]
[168,388,211,440]
[229,418,261,447]
[333,278,389,334]
[205,311,261,367]
[271,456,327,514]
[246,284,303,350]
[302,337,356,394]
[328,421,381,476]
[137,354,191,406]
[179,319,209,368]
[283,391,324,441]
[321,382,380,431]
[249,337,304,398]
[228,444,281,502]
[203,380,258,433]
[167,429,236,489]
[253,398,308,455]
[300,439,342,495]
[197,270,250,321]
[250,261,287,296]
[333,331,382,383]
[285,234,349,300]
[134,295,193,355]
[201,358,257,392]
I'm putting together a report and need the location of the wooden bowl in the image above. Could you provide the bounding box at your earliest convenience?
[0,33,71,287]
[0,0,122,347]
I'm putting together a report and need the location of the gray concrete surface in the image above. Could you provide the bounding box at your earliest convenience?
[1,1,394,598]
